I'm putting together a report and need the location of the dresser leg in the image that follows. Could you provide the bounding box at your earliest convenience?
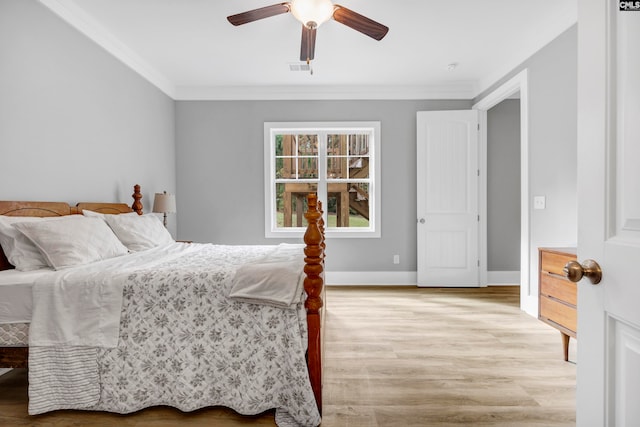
[561,332,570,362]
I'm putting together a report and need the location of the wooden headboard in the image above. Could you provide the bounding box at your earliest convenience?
[0,185,143,271]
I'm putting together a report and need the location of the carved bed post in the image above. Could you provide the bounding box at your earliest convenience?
[131,184,143,215]
[304,193,324,413]
[317,201,326,262]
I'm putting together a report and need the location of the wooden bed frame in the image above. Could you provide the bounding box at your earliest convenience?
[0,185,325,413]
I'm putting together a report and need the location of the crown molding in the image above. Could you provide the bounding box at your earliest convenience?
[173,83,477,101]
[38,0,176,98]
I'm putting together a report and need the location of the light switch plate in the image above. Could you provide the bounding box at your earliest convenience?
[534,196,546,210]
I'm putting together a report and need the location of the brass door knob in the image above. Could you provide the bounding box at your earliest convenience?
[563,259,602,284]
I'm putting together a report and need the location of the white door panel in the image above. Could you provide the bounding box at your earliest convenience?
[613,321,640,425]
[577,2,640,425]
[417,110,479,286]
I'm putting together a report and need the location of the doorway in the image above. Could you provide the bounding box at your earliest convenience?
[486,97,521,284]
[473,69,533,315]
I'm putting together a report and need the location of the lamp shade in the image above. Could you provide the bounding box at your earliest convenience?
[152,192,176,214]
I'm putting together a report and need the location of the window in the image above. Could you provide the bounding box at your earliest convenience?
[264,122,381,238]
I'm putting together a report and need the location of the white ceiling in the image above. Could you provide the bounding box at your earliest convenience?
[40,0,577,100]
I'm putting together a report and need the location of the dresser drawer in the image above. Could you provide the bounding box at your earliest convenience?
[538,247,578,361]
[540,251,576,276]
[540,295,577,335]
[540,273,577,306]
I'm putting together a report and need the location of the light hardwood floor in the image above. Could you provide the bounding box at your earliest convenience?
[0,286,576,426]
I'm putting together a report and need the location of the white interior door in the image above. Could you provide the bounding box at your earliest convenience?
[577,2,640,425]
[417,110,479,287]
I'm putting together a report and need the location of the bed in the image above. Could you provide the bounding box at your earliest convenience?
[0,185,324,426]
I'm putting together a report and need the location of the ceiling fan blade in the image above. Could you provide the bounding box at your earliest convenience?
[300,25,317,63]
[227,3,290,26]
[332,5,389,41]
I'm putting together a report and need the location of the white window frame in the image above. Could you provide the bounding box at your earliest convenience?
[264,121,381,238]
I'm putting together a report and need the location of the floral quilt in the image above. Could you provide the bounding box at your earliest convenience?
[29,244,320,427]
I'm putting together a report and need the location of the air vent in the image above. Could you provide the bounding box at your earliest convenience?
[289,62,311,72]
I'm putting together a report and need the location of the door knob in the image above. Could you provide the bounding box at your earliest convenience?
[418,218,425,224]
[563,259,602,285]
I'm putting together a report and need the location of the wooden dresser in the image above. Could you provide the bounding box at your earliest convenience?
[538,247,577,361]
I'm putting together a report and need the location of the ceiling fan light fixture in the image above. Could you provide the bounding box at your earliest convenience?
[290,0,334,27]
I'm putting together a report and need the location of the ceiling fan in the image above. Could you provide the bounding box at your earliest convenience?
[227,0,389,64]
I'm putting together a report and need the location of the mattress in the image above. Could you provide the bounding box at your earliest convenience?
[0,269,49,346]
[0,268,54,324]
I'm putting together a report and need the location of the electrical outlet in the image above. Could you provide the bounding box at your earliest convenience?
[534,196,546,210]
[393,254,400,264]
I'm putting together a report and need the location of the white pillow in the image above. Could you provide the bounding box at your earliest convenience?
[12,215,129,270]
[0,216,51,271]
[104,214,174,252]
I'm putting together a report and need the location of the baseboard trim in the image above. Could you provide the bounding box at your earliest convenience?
[325,271,417,286]
[325,271,521,286]
[487,271,520,285]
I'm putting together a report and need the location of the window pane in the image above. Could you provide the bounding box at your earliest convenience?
[275,134,297,157]
[297,135,318,155]
[327,134,347,156]
[327,156,347,179]
[326,182,370,228]
[298,157,318,178]
[276,157,296,179]
[348,157,369,178]
[275,183,318,228]
[349,135,369,156]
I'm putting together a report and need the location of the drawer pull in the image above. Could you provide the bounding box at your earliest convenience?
[563,259,602,285]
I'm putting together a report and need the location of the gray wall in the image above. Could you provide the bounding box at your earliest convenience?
[0,0,176,235]
[487,99,521,271]
[2,0,576,282]
[175,100,471,272]
[177,26,577,276]
[475,25,577,292]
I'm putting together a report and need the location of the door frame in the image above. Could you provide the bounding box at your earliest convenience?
[472,69,534,315]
